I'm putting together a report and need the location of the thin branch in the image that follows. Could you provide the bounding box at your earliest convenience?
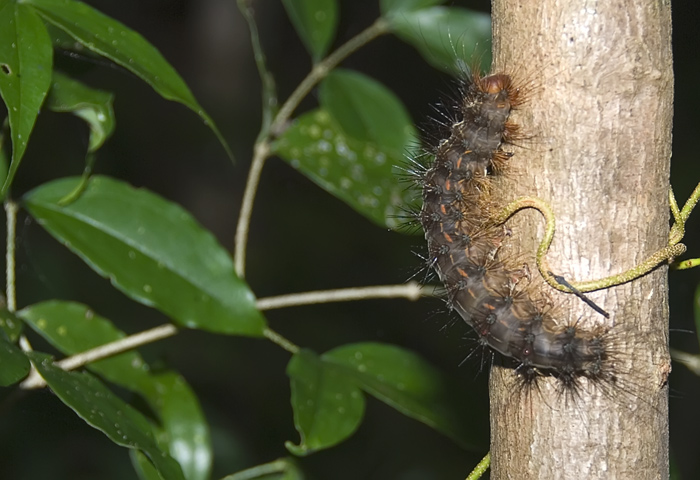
[233,17,390,278]
[234,141,270,278]
[679,179,700,223]
[20,324,178,390]
[673,258,700,270]
[466,452,491,480]
[496,196,686,293]
[237,0,278,140]
[255,282,432,311]
[268,17,389,137]
[5,200,17,312]
[263,328,299,354]
[18,281,429,388]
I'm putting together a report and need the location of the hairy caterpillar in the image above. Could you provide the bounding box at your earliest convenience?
[414,69,627,394]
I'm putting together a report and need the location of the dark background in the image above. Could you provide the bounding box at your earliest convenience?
[1,0,699,479]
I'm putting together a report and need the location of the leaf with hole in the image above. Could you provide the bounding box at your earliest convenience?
[29,351,185,480]
[23,177,266,336]
[0,0,53,197]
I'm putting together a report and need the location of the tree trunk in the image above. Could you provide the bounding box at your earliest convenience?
[489,1,673,479]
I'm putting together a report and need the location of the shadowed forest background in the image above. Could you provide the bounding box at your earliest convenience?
[2,0,700,478]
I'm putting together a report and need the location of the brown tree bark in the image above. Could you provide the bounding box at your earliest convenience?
[488,1,673,478]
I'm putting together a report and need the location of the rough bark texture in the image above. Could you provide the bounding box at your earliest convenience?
[489,1,673,479]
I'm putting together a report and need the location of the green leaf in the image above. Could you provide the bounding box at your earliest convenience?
[20,301,212,480]
[219,458,303,480]
[132,450,165,480]
[323,342,484,449]
[0,128,8,188]
[23,176,266,336]
[25,0,232,160]
[273,109,417,229]
[286,349,364,456]
[0,307,23,342]
[380,0,445,15]
[0,1,53,197]
[319,69,415,153]
[388,6,492,76]
[0,335,30,386]
[28,351,186,480]
[140,372,211,480]
[281,0,338,62]
[19,301,152,390]
[47,70,115,153]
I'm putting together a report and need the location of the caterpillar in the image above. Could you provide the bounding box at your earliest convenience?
[415,69,621,392]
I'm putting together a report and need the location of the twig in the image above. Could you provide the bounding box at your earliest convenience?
[20,324,178,390]
[268,17,389,137]
[236,0,278,141]
[234,140,270,278]
[233,17,390,278]
[465,452,491,480]
[263,328,299,354]
[496,196,686,293]
[673,258,700,270]
[19,281,431,388]
[5,200,17,312]
[255,282,430,310]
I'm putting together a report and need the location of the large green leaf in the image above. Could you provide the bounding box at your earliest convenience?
[286,344,485,455]
[281,0,338,62]
[0,335,30,386]
[29,351,186,480]
[387,6,492,75]
[23,177,266,336]
[20,301,212,480]
[319,69,415,153]
[286,349,365,456]
[24,0,232,159]
[273,109,417,229]
[47,70,115,153]
[323,342,485,449]
[0,0,53,196]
